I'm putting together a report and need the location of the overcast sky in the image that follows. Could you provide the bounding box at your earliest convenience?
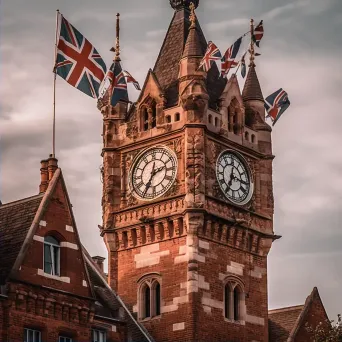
[1,0,341,319]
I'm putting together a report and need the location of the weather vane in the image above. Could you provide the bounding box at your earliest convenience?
[189,2,196,29]
[110,13,121,61]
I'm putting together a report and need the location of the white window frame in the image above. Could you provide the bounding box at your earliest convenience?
[43,236,60,276]
[59,336,73,342]
[24,328,41,342]
[92,328,106,342]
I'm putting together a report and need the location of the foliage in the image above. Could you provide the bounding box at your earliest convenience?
[306,314,342,342]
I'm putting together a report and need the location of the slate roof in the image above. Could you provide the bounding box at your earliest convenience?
[268,305,304,342]
[152,7,226,109]
[83,249,155,342]
[242,65,264,102]
[0,194,43,284]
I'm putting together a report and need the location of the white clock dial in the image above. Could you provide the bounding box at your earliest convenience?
[130,146,178,200]
[216,151,253,205]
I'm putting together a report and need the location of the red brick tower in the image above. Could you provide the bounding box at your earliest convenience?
[99,2,277,341]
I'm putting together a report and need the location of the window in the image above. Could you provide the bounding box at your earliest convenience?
[224,280,245,322]
[208,114,212,124]
[214,117,219,127]
[138,277,161,320]
[166,115,171,123]
[44,236,60,276]
[175,112,180,122]
[244,131,249,141]
[24,328,41,342]
[251,134,256,143]
[92,329,106,342]
[59,337,72,342]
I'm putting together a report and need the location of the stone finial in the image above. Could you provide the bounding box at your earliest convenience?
[170,0,199,10]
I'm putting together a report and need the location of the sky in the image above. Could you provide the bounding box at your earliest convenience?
[1,0,341,320]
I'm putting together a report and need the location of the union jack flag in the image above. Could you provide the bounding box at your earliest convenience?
[123,70,141,90]
[253,20,264,48]
[264,88,291,126]
[106,61,128,107]
[221,37,242,77]
[240,52,247,78]
[198,41,222,72]
[54,13,106,99]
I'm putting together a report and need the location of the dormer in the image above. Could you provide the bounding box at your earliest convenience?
[218,75,245,137]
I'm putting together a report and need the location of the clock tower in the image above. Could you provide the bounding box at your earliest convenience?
[99,2,277,341]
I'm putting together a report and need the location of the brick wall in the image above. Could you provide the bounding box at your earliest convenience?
[1,281,125,342]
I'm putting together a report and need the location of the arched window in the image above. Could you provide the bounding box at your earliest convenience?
[138,276,161,320]
[175,112,180,122]
[244,131,249,141]
[44,235,60,276]
[166,115,171,123]
[214,117,219,127]
[251,134,256,143]
[224,279,245,322]
[208,114,212,124]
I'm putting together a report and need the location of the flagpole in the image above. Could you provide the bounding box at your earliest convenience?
[52,9,60,158]
[249,18,255,67]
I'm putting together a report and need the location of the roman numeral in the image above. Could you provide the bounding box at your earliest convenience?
[136,182,144,189]
[164,175,173,181]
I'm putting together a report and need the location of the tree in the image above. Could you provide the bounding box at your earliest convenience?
[306,314,342,342]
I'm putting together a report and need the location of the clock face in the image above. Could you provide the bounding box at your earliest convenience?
[130,146,178,200]
[216,151,253,205]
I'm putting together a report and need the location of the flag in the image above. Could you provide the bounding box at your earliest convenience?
[221,37,242,77]
[198,41,222,72]
[241,53,247,78]
[252,20,264,48]
[264,88,290,126]
[54,13,107,98]
[123,70,141,90]
[107,61,128,107]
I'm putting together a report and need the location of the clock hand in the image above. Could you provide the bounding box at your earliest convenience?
[228,167,235,187]
[153,165,166,175]
[143,162,156,196]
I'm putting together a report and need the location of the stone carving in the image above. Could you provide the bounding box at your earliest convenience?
[166,178,180,197]
[126,122,139,140]
[127,191,138,208]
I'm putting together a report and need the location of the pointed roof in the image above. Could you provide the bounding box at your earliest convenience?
[242,65,264,102]
[0,194,44,283]
[268,287,329,342]
[152,5,225,108]
[182,24,203,58]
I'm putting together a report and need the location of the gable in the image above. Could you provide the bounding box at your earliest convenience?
[292,289,329,341]
[0,194,43,284]
[7,169,94,299]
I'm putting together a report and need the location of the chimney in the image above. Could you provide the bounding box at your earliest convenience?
[92,256,105,273]
[39,154,58,194]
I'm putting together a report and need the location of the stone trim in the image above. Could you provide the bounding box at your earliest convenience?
[173,322,185,331]
[37,269,70,283]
